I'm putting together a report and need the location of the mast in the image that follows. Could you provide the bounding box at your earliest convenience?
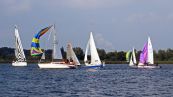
[52,24,58,60]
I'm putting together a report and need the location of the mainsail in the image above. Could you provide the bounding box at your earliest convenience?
[139,43,148,64]
[66,43,80,65]
[129,48,137,66]
[147,37,154,64]
[31,26,52,56]
[14,26,26,62]
[84,40,89,63]
[132,48,137,64]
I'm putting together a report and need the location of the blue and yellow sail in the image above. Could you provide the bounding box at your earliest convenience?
[31,26,52,56]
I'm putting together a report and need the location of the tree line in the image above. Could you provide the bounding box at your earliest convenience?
[1,47,173,63]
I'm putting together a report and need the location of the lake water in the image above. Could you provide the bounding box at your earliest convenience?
[0,64,173,97]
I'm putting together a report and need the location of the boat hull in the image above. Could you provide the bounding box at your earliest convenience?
[84,64,104,68]
[38,62,76,69]
[12,61,27,66]
[137,65,161,69]
[129,64,161,69]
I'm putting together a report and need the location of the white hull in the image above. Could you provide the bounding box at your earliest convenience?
[130,65,160,69]
[84,63,104,68]
[12,61,27,66]
[137,65,160,69]
[129,65,137,68]
[38,62,76,69]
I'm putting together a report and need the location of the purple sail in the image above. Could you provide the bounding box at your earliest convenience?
[139,43,148,64]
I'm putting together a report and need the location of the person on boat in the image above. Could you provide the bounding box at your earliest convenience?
[69,58,75,65]
[86,60,90,64]
[70,58,73,62]
[65,59,70,64]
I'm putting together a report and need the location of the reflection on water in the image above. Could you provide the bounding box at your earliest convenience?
[0,64,173,97]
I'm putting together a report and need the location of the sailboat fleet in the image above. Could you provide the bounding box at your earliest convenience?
[126,37,161,68]
[30,25,104,69]
[11,24,161,69]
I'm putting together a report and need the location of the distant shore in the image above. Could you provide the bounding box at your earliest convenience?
[1,61,173,64]
[103,61,173,64]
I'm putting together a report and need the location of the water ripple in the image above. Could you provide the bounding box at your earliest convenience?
[0,64,173,97]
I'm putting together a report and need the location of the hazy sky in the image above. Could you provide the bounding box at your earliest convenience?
[0,0,173,51]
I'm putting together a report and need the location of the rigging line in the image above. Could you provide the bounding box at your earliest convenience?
[42,26,52,53]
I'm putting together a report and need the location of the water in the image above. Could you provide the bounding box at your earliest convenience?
[0,64,173,97]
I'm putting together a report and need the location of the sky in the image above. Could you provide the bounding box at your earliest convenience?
[0,0,173,52]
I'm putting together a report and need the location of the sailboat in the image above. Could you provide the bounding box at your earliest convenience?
[31,25,78,69]
[129,48,137,67]
[12,26,27,66]
[84,32,104,68]
[137,37,160,68]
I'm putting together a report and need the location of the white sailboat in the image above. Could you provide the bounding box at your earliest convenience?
[84,32,104,68]
[12,26,27,66]
[137,37,160,68]
[129,48,137,67]
[38,26,78,69]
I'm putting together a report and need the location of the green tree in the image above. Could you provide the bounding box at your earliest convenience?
[166,48,173,61]
[97,48,106,60]
[73,47,84,60]
[157,50,166,61]
[117,51,126,61]
[106,51,118,61]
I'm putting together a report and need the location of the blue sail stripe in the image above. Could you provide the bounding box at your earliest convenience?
[31,42,40,48]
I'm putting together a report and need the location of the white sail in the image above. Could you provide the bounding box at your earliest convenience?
[84,32,101,66]
[41,52,45,60]
[66,43,80,65]
[147,37,154,64]
[129,48,137,66]
[84,40,89,63]
[14,26,26,62]
[129,54,134,66]
[132,48,137,64]
[90,32,101,65]
[12,26,27,66]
